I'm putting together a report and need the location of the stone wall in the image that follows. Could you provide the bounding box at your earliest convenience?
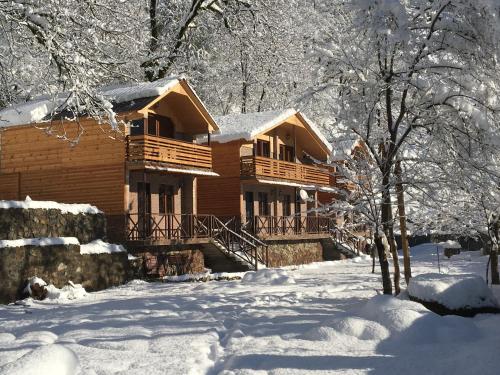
[0,244,129,303]
[259,239,324,267]
[130,245,205,278]
[0,208,106,243]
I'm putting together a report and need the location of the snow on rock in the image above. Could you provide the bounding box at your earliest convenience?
[22,277,86,301]
[241,268,295,285]
[45,282,87,301]
[0,196,101,214]
[79,239,125,255]
[0,344,79,375]
[438,240,461,249]
[0,237,79,249]
[408,273,498,310]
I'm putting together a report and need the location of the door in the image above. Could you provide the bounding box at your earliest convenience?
[137,182,151,238]
[244,191,254,230]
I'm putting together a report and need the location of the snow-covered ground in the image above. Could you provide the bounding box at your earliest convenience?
[0,243,499,375]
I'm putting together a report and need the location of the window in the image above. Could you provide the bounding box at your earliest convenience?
[147,115,175,138]
[279,145,295,162]
[256,140,271,158]
[130,119,144,136]
[159,185,174,214]
[283,194,291,216]
[258,192,269,216]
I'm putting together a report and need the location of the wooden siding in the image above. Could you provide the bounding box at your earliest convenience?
[240,155,330,186]
[0,121,126,214]
[0,172,19,200]
[126,135,212,170]
[197,176,241,217]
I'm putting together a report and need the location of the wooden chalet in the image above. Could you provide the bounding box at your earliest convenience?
[197,109,338,239]
[0,78,220,244]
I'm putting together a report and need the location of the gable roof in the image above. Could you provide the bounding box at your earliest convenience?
[0,77,218,130]
[211,108,333,153]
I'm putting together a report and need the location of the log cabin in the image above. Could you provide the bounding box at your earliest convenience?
[197,108,339,239]
[0,77,220,244]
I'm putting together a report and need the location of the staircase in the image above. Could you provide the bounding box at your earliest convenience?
[209,216,269,271]
[329,226,365,258]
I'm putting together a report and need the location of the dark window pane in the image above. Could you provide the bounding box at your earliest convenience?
[130,119,144,136]
[256,140,270,158]
[159,184,174,214]
[258,192,269,216]
[158,116,174,138]
[147,116,157,135]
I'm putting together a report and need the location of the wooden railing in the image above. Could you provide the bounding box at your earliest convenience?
[126,135,213,170]
[126,213,268,270]
[240,155,330,185]
[251,215,335,237]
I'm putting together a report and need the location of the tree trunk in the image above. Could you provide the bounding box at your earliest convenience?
[374,233,392,294]
[381,168,400,294]
[491,219,499,284]
[371,245,376,273]
[394,160,412,285]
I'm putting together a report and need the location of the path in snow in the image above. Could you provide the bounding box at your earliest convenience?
[0,243,499,375]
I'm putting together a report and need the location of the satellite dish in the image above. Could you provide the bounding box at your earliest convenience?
[299,189,309,201]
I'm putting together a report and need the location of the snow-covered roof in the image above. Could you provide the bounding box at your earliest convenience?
[0,77,180,128]
[331,138,361,161]
[209,108,333,152]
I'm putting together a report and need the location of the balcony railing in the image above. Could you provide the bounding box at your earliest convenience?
[126,135,213,170]
[240,155,330,185]
[251,215,335,237]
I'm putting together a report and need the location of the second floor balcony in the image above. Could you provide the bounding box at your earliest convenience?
[240,154,330,186]
[126,135,213,171]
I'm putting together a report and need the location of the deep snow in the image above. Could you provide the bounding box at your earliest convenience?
[0,243,499,375]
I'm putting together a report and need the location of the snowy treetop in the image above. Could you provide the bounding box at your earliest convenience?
[0,77,180,128]
[210,108,332,152]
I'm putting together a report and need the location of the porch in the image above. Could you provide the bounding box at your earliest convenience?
[125,213,337,242]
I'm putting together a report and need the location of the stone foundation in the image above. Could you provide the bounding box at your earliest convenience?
[0,208,106,243]
[0,244,129,304]
[258,239,324,267]
[129,245,206,278]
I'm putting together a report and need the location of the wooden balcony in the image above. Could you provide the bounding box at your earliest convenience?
[126,135,213,170]
[240,155,330,185]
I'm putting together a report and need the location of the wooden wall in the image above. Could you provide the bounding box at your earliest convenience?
[0,120,126,214]
[197,141,242,216]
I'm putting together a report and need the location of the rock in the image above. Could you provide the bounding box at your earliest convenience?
[24,277,49,300]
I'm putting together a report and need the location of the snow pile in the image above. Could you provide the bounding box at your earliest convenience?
[23,277,86,301]
[303,295,481,348]
[80,239,126,255]
[164,271,245,282]
[0,344,79,375]
[241,268,295,285]
[45,282,87,301]
[408,273,498,310]
[0,196,101,214]
[0,237,79,249]
[438,240,461,249]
